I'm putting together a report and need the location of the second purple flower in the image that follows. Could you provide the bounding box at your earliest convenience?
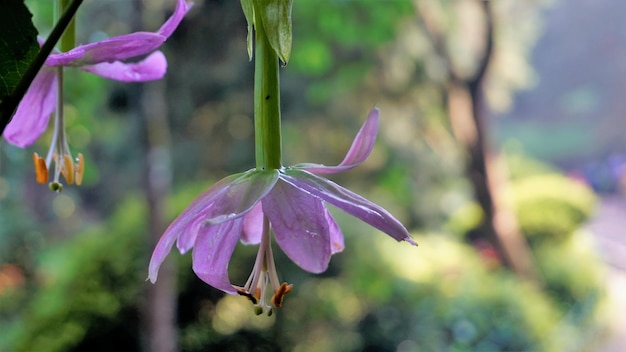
[149,108,416,315]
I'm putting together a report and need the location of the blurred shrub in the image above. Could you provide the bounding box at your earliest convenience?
[505,155,606,348]
[532,231,607,349]
[535,231,604,310]
[511,173,596,242]
[502,147,557,180]
[273,233,563,351]
[0,185,278,352]
[0,197,149,352]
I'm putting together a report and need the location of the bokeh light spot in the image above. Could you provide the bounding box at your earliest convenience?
[52,194,76,219]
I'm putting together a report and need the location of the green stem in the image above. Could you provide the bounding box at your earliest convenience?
[57,0,76,52]
[254,13,282,170]
[61,0,76,52]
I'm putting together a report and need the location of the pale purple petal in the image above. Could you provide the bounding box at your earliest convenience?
[204,170,279,224]
[192,219,243,294]
[324,208,344,254]
[157,0,194,38]
[263,180,332,273]
[150,169,278,278]
[176,208,210,254]
[46,33,166,67]
[295,107,380,174]
[148,172,248,282]
[3,67,57,147]
[79,51,167,82]
[280,169,416,245]
[46,0,192,67]
[241,202,263,245]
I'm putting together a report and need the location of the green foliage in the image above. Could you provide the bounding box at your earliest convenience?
[445,202,484,237]
[503,156,606,347]
[0,176,607,351]
[286,234,563,351]
[533,232,607,345]
[511,173,596,242]
[502,146,558,180]
[288,0,413,104]
[292,39,332,76]
[0,0,39,132]
[0,0,39,100]
[0,197,148,352]
[294,0,412,50]
[443,153,606,349]
[0,181,219,352]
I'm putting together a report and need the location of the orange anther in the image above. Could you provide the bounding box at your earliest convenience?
[75,153,85,186]
[32,153,48,184]
[61,155,75,184]
[272,282,293,308]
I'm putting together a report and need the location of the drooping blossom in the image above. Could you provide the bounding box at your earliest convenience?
[4,0,192,189]
[149,108,416,314]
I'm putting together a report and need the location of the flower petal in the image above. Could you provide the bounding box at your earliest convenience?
[294,107,380,174]
[204,169,279,224]
[192,219,243,294]
[3,67,57,147]
[176,207,210,254]
[157,0,194,38]
[241,202,263,245]
[150,169,279,280]
[46,0,192,67]
[280,169,416,245]
[148,172,247,282]
[46,33,166,67]
[263,180,332,273]
[79,51,167,82]
[324,208,344,254]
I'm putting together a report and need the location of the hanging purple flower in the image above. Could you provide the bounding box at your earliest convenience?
[3,0,192,147]
[149,108,416,314]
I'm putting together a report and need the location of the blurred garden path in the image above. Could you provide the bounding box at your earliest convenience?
[585,196,626,351]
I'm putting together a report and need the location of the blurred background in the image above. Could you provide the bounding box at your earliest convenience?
[1,0,625,351]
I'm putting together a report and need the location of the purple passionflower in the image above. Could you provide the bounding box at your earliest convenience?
[149,108,415,314]
[3,0,192,148]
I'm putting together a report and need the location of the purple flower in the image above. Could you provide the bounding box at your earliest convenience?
[149,108,415,314]
[3,0,192,148]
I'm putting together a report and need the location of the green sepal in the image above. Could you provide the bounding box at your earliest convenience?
[254,0,293,65]
[240,0,255,60]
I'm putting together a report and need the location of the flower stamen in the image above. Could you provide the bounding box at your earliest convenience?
[33,67,85,192]
[236,214,293,315]
[32,153,48,184]
[75,153,85,186]
[236,289,258,304]
[61,154,75,184]
[272,282,293,308]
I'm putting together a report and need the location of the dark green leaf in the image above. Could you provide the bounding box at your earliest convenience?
[0,0,39,101]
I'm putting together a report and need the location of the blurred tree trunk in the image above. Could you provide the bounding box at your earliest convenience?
[132,1,178,351]
[418,1,538,281]
[139,78,178,352]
